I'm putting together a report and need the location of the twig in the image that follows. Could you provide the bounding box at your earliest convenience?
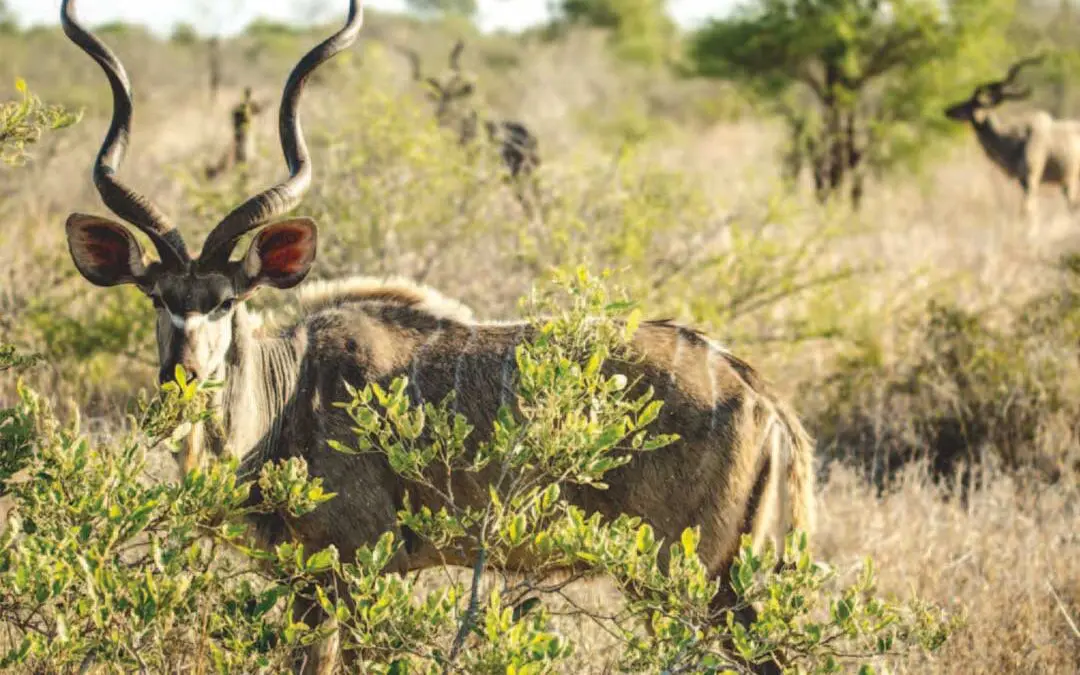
[445,546,487,671]
[1047,581,1080,640]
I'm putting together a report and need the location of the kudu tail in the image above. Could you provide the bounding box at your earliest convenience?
[775,403,816,541]
[749,400,816,558]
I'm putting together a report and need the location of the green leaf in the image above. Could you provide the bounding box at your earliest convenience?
[636,524,655,553]
[681,527,698,558]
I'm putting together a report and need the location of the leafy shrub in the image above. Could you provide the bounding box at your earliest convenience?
[0,78,81,167]
[0,345,40,376]
[814,282,1080,487]
[0,271,954,672]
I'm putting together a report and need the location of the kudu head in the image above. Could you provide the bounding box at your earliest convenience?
[61,0,364,385]
[396,40,477,129]
[945,55,1045,124]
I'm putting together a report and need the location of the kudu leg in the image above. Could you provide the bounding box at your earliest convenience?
[1021,185,1038,220]
[293,579,341,675]
[1022,163,1045,221]
[708,583,784,675]
[1063,176,1080,211]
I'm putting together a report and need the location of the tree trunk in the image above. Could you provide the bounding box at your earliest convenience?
[845,109,865,209]
[208,37,223,103]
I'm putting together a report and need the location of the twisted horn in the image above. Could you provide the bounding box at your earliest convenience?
[449,40,464,72]
[1003,54,1046,87]
[395,44,443,93]
[60,0,189,267]
[199,0,364,265]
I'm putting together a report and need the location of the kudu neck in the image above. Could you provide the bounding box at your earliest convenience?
[193,304,303,470]
[969,110,1019,169]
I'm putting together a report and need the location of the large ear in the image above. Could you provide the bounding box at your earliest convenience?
[238,217,318,293]
[65,213,149,288]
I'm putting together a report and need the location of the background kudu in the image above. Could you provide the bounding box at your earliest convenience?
[59,0,813,673]
[394,39,542,213]
[945,55,1080,218]
[204,86,267,180]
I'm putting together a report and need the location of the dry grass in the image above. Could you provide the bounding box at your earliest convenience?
[2,10,1080,673]
[821,465,1080,674]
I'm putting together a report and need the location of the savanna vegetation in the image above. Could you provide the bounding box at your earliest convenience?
[1,0,1079,672]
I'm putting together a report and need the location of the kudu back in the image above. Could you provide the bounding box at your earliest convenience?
[59,1,814,672]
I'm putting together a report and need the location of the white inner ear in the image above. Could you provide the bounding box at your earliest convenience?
[129,240,149,277]
[243,243,263,279]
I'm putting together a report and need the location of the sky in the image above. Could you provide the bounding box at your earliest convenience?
[7,1,731,36]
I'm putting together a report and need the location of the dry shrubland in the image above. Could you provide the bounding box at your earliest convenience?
[1,7,1079,673]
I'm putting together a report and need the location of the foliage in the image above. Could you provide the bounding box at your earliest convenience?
[0,0,14,34]
[556,0,679,66]
[814,276,1080,486]
[691,0,1016,205]
[0,377,337,671]
[322,267,953,672]
[170,22,200,46]
[0,345,40,376]
[1006,0,1080,116]
[0,271,955,672]
[0,78,81,167]
[405,0,479,20]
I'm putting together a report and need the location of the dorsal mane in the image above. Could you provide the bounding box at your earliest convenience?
[295,275,476,324]
[644,318,766,391]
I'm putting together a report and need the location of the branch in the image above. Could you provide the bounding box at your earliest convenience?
[796,62,828,102]
[855,27,926,87]
[445,546,487,670]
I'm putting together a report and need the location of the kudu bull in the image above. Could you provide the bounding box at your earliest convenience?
[60,1,814,672]
[945,55,1080,217]
[395,40,541,181]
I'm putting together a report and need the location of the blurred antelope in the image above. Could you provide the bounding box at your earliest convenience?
[396,40,540,181]
[205,86,267,180]
[61,1,813,673]
[945,55,1080,217]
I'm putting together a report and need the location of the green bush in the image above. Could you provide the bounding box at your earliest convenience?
[0,78,81,167]
[0,272,955,672]
[558,0,679,66]
[813,280,1080,486]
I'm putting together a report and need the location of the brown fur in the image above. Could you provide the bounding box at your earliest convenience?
[217,278,816,674]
